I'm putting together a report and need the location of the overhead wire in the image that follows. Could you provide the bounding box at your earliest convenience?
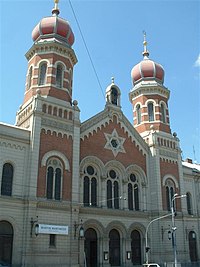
[68,0,105,99]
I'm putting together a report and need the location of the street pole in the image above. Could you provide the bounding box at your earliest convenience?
[171,194,186,267]
[145,213,172,264]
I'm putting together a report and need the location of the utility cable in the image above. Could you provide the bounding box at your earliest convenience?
[68,0,105,99]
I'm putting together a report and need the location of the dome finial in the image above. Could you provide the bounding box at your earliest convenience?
[52,0,60,16]
[142,31,149,58]
[111,77,115,84]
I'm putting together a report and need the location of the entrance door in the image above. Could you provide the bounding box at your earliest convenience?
[85,228,97,267]
[189,231,198,262]
[109,229,120,266]
[131,230,141,265]
[0,221,13,265]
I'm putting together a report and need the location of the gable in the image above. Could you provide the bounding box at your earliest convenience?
[80,108,149,172]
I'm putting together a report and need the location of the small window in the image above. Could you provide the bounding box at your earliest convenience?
[136,104,141,124]
[56,64,63,88]
[111,87,118,105]
[49,234,56,247]
[39,62,47,85]
[165,181,175,211]
[1,163,13,196]
[186,192,193,215]
[148,102,154,122]
[161,103,166,123]
[27,66,32,89]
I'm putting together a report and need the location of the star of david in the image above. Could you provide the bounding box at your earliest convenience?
[104,129,126,157]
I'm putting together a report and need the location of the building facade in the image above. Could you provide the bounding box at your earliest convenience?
[0,1,200,267]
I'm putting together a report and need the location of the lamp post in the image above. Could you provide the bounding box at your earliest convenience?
[171,193,186,267]
[145,213,172,264]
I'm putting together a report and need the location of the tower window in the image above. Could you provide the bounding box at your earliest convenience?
[148,102,154,122]
[161,103,166,123]
[136,104,141,124]
[38,62,47,85]
[111,87,118,105]
[27,66,32,89]
[56,64,63,88]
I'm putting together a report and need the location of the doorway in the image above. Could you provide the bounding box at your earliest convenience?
[0,221,13,265]
[85,228,97,267]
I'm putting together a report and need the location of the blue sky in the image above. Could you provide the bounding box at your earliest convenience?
[0,0,200,162]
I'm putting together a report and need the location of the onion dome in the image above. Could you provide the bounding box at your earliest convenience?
[131,32,164,85]
[32,0,74,47]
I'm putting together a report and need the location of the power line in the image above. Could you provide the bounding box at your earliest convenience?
[68,0,105,99]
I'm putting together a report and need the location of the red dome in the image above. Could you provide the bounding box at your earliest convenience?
[32,16,74,46]
[131,58,164,85]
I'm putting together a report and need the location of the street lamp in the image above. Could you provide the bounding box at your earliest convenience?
[145,213,172,264]
[171,193,186,267]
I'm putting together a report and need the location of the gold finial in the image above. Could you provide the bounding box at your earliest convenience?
[52,0,60,16]
[142,31,149,58]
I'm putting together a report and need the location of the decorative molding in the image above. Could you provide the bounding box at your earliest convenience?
[79,156,105,177]
[41,118,73,133]
[159,149,178,160]
[162,174,179,188]
[129,83,170,101]
[0,141,26,151]
[104,129,125,157]
[26,42,77,66]
[41,150,70,171]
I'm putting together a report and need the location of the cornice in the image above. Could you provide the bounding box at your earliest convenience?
[129,83,170,102]
[26,41,77,66]
[41,118,74,134]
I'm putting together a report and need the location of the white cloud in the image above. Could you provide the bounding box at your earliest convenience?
[194,54,200,67]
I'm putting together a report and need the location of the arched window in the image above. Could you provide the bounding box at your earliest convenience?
[111,87,118,105]
[56,64,63,88]
[46,158,63,200]
[109,229,120,266]
[165,180,175,211]
[147,102,154,122]
[128,173,139,211]
[161,103,166,123]
[83,165,97,207]
[131,230,142,265]
[186,192,193,215]
[189,231,198,262]
[27,66,32,89]
[136,104,141,124]
[38,62,47,85]
[1,163,13,196]
[107,169,119,209]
